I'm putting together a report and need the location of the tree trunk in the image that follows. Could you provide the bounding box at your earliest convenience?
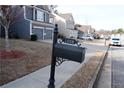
[5,27,10,51]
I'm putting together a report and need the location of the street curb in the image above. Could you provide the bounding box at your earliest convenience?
[88,45,110,88]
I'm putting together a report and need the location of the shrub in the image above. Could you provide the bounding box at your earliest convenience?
[14,35,19,39]
[30,34,37,41]
[58,34,66,40]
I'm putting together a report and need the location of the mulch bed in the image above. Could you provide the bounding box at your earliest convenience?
[0,50,26,59]
[61,51,105,88]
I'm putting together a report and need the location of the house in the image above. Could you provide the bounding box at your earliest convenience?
[0,6,78,40]
[52,13,67,36]
[75,24,93,34]
[53,12,78,39]
[75,24,95,38]
[95,30,112,39]
[59,13,78,39]
[0,5,55,40]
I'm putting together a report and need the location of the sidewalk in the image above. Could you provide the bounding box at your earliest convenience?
[1,52,93,88]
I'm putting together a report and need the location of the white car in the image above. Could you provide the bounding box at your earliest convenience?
[110,37,121,46]
[80,36,94,40]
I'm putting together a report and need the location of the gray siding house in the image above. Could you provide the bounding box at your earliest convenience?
[1,5,54,40]
[59,13,78,38]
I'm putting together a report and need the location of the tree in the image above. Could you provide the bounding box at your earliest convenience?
[112,29,117,34]
[0,5,23,51]
[50,5,58,14]
[117,28,124,34]
[112,28,124,34]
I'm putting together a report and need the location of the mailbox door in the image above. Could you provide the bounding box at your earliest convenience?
[54,43,86,63]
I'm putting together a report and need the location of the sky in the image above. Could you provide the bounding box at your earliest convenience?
[57,5,124,31]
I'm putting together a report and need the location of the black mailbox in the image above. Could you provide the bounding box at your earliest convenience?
[54,43,86,63]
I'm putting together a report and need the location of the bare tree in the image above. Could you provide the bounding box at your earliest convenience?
[0,5,23,51]
[50,5,58,14]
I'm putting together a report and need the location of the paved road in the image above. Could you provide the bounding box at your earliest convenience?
[111,45,124,88]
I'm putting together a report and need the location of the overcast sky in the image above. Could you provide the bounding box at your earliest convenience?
[57,5,124,31]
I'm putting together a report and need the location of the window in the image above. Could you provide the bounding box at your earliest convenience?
[45,13,49,23]
[35,10,44,22]
[49,18,54,23]
[34,9,50,23]
[112,38,120,40]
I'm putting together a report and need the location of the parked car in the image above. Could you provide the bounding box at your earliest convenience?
[93,34,100,39]
[58,38,81,46]
[110,37,121,46]
[80,35,94,40]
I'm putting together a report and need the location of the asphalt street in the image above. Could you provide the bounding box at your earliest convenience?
[111,45,124,88]
[95,44,124,88]
[95,50,111,88]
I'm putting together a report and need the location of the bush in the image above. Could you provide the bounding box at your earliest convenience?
[30,34,37,41]
[14,35,19,39]
[58,34,66,40]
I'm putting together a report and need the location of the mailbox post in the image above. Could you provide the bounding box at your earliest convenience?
[48,24,58,88]
[48,24,86,88]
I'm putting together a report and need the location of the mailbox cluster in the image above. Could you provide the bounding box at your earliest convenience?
[48,24,86,88]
